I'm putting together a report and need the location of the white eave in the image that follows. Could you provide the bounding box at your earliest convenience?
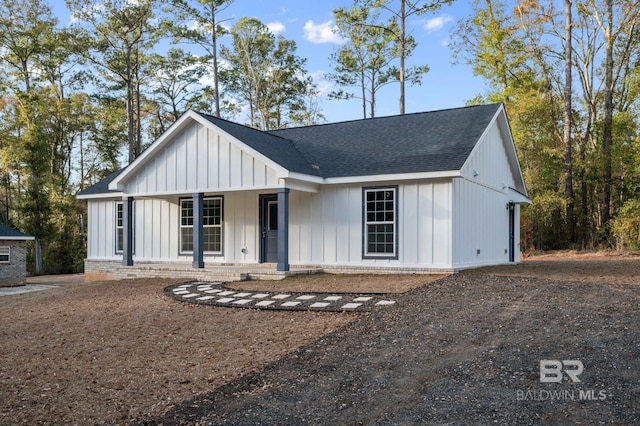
[0,235,35,241]
[508,187,532,204]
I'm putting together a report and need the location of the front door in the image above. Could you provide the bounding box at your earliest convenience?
[260,195,278,263]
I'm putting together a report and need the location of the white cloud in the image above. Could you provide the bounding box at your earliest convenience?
[309,70,333,96]
[267,21,286,35]
[424,15,453,33]
[303,20,342,44]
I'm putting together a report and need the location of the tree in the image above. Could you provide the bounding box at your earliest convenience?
[164,0,233,118]
[364,0,452,114]
[328,5,399,119]
[453,0,640,250]
[67,0,159,163]
[0,0,59,273]
[563,0,575,242]
[145,48,208,134]
[220,18,316,129]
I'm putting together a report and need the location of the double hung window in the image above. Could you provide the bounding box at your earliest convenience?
[0,246,10,263]
[180,197,223,254]
[363,187,397,258]
[115,202,134,254]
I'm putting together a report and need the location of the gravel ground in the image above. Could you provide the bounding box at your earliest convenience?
[1,253,639,425]
[149,255,640,425]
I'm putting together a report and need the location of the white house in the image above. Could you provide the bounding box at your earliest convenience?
[77,103,530,282]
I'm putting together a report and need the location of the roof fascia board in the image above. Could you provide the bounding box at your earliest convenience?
[460,104,528,197]
[323,170,460,185]
[0,235,35,241]
[76,192,123,200]
[108,184,285,199]
[496,107,529,196]
[192,114,291,178]
[109,110,198,191]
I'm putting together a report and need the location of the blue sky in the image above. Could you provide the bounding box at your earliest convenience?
[54,0,488,124]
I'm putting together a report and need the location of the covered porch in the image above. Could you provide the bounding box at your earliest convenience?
[117,185,306,275]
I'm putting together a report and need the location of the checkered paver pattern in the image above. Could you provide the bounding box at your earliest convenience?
[165,282,397,312]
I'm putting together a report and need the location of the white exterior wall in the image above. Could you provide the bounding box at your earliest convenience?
[87,198,120,260]
[453,113,523,268]
[288,179,453,269]
[89,180,454,269]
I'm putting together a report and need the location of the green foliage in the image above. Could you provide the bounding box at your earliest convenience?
[454,0,640,251]
[612,199,640,250]
[220,17,317,129]
[328,5,399,118]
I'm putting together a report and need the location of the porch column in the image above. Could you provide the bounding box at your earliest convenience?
[277,188,290,272]
[122,196,134,266]
[192,192,205,269]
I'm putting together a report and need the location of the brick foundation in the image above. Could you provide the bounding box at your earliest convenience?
[84,259,453,283]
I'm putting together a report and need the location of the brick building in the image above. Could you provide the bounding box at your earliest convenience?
[0,224,34,285]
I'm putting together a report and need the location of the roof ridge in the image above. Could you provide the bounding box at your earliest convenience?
[268,102,503,132]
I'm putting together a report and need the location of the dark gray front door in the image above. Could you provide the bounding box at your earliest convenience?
[260,195,278,263]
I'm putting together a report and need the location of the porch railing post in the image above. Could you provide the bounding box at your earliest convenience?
[277,188,289,272]
[192,192,205,269]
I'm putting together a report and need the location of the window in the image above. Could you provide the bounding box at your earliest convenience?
[0,246,10,263]
[115,201,134,254]
[363,187,397,258]
[116,202,124,253]
[180,197,223,254]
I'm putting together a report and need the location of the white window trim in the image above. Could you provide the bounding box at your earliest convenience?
[0,246,10,263]
[115,202,124,254]
[179,197,224,255]
[363,187,398,259]
[115,201,134,255]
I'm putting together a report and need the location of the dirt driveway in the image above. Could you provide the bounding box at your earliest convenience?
[1,253,640,424]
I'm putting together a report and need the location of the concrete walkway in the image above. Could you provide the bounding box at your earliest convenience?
[0,274,84,297]
[166,281,397,312]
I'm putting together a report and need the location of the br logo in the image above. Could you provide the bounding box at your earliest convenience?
[539,360,584,383]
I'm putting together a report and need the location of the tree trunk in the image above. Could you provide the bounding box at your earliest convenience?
[563,0,575,243]
[211,1,221,117]
[600,0,614,237]
[399,0,406,115]
[126,49,135,164]
[35,238,42,275]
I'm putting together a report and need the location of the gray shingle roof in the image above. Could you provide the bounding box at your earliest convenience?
[76,169,124,197]
[0,224,34,239]
[78,103,502,195]
[269,103,501,178]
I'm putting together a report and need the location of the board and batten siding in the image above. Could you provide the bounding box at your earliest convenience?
[451,177,518,268]
[288,180,453,269]
[86,198,119,260]
[452,113,522,268]
[124,122,279,197]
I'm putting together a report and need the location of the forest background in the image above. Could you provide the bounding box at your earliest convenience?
[1,0,639,274]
